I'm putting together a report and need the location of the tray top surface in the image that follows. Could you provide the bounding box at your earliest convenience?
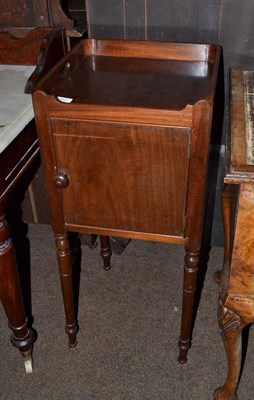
[44,54,215,110]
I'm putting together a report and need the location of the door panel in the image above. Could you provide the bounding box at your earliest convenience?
[53,119,190,236]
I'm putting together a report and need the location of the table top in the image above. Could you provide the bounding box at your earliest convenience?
[225,68,254,183]
[37,39,219,113]
[0,65,35,154]
[243,70,254,166]
[47,55,214,111]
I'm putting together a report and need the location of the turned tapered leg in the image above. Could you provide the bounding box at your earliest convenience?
[214,184,231,284]
[213,302,245,400]
[99,235,112,270]
[0,213,35,372]
[178,249,200,363]
[55,232,79,347]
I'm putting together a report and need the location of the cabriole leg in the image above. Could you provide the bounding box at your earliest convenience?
[55,232,79,347]
[0,214,35,372]
[178,249,200,363]
[213,301,245,400]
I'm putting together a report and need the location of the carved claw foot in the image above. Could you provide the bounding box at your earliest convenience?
[213,386,238,400]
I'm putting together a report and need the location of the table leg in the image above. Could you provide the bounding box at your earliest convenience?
[178,249,200,363]
[214,183,231,284]
[0,212,35,372]
[55,232,79,347]
[99,235,112,270]
[213,301,244,400]
[214,183,254,399]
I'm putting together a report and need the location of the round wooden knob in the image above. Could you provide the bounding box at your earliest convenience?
[54,173,69,188]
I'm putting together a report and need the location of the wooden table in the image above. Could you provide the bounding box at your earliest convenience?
[33,39,221,363]
[214,69,254,400]
[0,0,82,373]
[0,28,70,373]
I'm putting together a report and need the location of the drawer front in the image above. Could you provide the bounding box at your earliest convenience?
[52,119,190,237]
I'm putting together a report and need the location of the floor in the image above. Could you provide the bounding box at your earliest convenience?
[0,224,253,400]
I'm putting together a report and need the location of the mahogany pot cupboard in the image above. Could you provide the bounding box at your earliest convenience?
[32,38,221,363]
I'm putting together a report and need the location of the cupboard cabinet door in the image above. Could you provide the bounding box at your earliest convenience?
[52,119,190,237]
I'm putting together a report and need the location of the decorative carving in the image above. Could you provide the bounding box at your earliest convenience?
[218,301,241,334]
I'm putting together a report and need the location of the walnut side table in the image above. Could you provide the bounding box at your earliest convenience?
[214,69,254,400]
[33,39,221,363]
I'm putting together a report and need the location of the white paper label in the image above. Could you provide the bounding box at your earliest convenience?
[57,96,73,104]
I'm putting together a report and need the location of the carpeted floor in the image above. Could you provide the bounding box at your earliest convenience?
[0,224,253,399]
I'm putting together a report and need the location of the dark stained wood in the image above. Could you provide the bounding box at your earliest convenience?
[0,122,39,201]
[32,38,221,363]
[0,28,52,65]
[99,235,112,270]
[0,209,35,355]
[83,38,217,61]
[25,29,68,93]
[37,39,217,112]
[0,0,79,370]
[46,0,74,29]
[55,232,79,347]
[214,69,254,400]
[31,0,51,27]
[53,120,190,237]
[23,164,51,224]
[0,0,75,30]
[0,28,47,369]
[46,57,215,110]
[0,0,42,27]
